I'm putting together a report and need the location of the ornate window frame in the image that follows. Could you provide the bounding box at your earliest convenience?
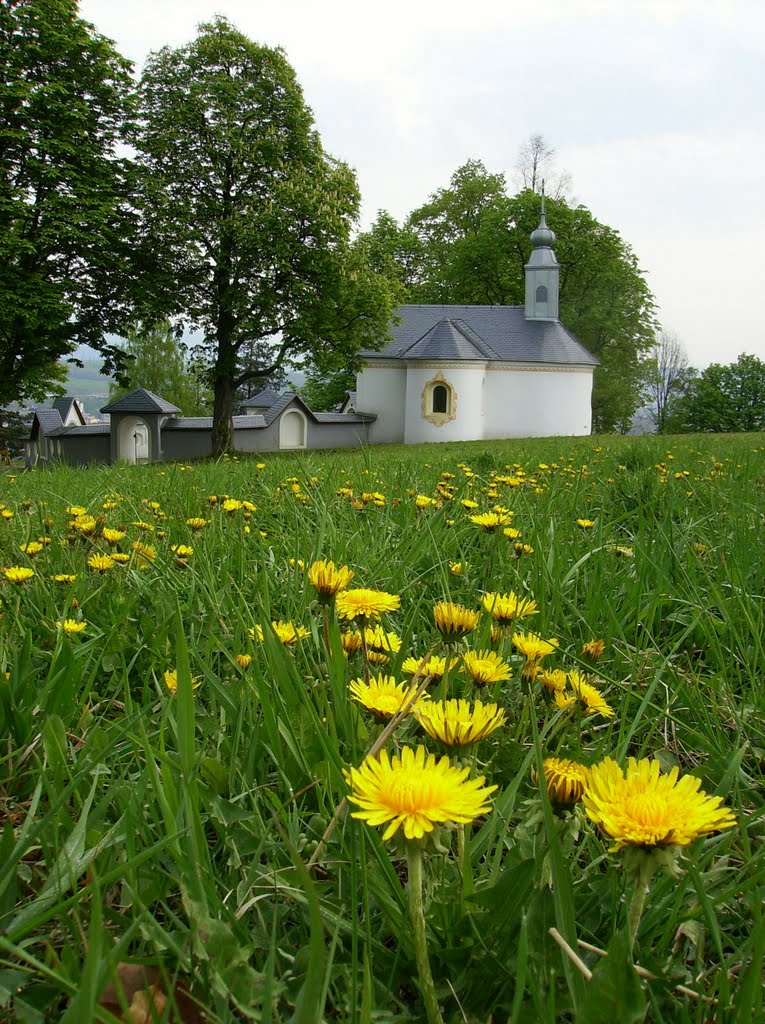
[422,372,457,426]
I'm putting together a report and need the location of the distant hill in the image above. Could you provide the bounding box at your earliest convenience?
[61,359,112,416]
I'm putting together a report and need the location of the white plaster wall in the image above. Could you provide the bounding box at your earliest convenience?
[403,364,486,444]
[356,366,406,444]
[485,366,593,437]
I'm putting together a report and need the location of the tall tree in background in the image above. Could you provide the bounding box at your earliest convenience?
[108,321,206,415]
[235,339,289,401]
[674,354,765,433]
[644,329,693,432]
[515,133,572,200]
[359,161,657,432]
[0,0,138,405]
[135,18,397,454]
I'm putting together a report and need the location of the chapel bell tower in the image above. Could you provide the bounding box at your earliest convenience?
[524,186,560,321]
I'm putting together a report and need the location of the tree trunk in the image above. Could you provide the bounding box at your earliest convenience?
[211,374,236,455]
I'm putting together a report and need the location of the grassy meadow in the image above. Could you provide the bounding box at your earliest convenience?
[0,434,763,1023]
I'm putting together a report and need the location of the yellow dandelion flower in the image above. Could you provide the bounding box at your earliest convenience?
[307,559,354,599]
[66,505,87,516]
[336,588,400,622]
[102,528,126,544]
[415,494,437,509]
[87,553,114,572]
[515,543,534,556]
[414,698,506,747]
[52,573,77,583]
[461,649,512,685]
[469,510,512,531]
[3,565,35,584]
[171,544,194,559]
[576,518,595,529]
[56,618,86,635]
[433,601,480,638]
[72,515,99,535]
[340,630,364,655]
[130,520,154,533]
[222,499,242,513]
[448,561,465,575]
[110,552,129,564]
[131,541,156,564]
[482,591,538,626]
[235,653,252,670]
[1,509,14,520]
[349,674,428,720]
[512,631,559,679]
[553,690,578,711]
[346,745,497,841]
[364,626,402,654]
[163,669,202,694]
[186,517,208,530]
[401,654,460,683]
[583,757,736,852]
[539,668,567,693]
[609,544,634,558]
[19,541,43,557]
[461,499,479,509]
[568,671,615,718]
[541,757,589,805]
[251,620,310,645]
[582,638,606,660]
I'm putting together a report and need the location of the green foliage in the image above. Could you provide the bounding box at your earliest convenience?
[135,18,398,453]
[358,161,657,433]
[108,321,209,415]
[673,353,765,432]
[300,364,356,412]
[0,0,139,404]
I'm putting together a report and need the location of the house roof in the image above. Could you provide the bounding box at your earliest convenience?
[313,412,376,424]
[240,388,281,410]
[31,410,65,437]
[101,388,182,415]
[162,415,270,431]
[362,305,598,366]
[52,397,86,425]
[59,423,111,435]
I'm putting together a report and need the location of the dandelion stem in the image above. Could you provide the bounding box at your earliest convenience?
[407,842,443,1024]
[626,853,657,954]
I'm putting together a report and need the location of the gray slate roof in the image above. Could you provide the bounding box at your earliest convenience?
[162,415,269,431]
[59,423,110,435]
[52,397,85,424]
[32,410,64,436]
[363,305,598,366]
[101,388,182,415]
[240,388,281,410]
[314,412,376,424]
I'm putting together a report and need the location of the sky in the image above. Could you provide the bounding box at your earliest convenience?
[80,0,765,369]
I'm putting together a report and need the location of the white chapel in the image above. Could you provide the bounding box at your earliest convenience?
[354,199,598,443]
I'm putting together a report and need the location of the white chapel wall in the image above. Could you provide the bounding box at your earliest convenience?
[356,366,406,444]
[404,364,485,445]
[484,366,593,437]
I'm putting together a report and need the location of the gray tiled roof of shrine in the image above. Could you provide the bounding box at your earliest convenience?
[101,388,182,415]
[362,305,598,366]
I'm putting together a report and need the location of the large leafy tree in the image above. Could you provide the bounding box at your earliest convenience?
[136,18,397,454]
[673,353,765,433]
[0,0,138,405]
[360,160,657,432]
